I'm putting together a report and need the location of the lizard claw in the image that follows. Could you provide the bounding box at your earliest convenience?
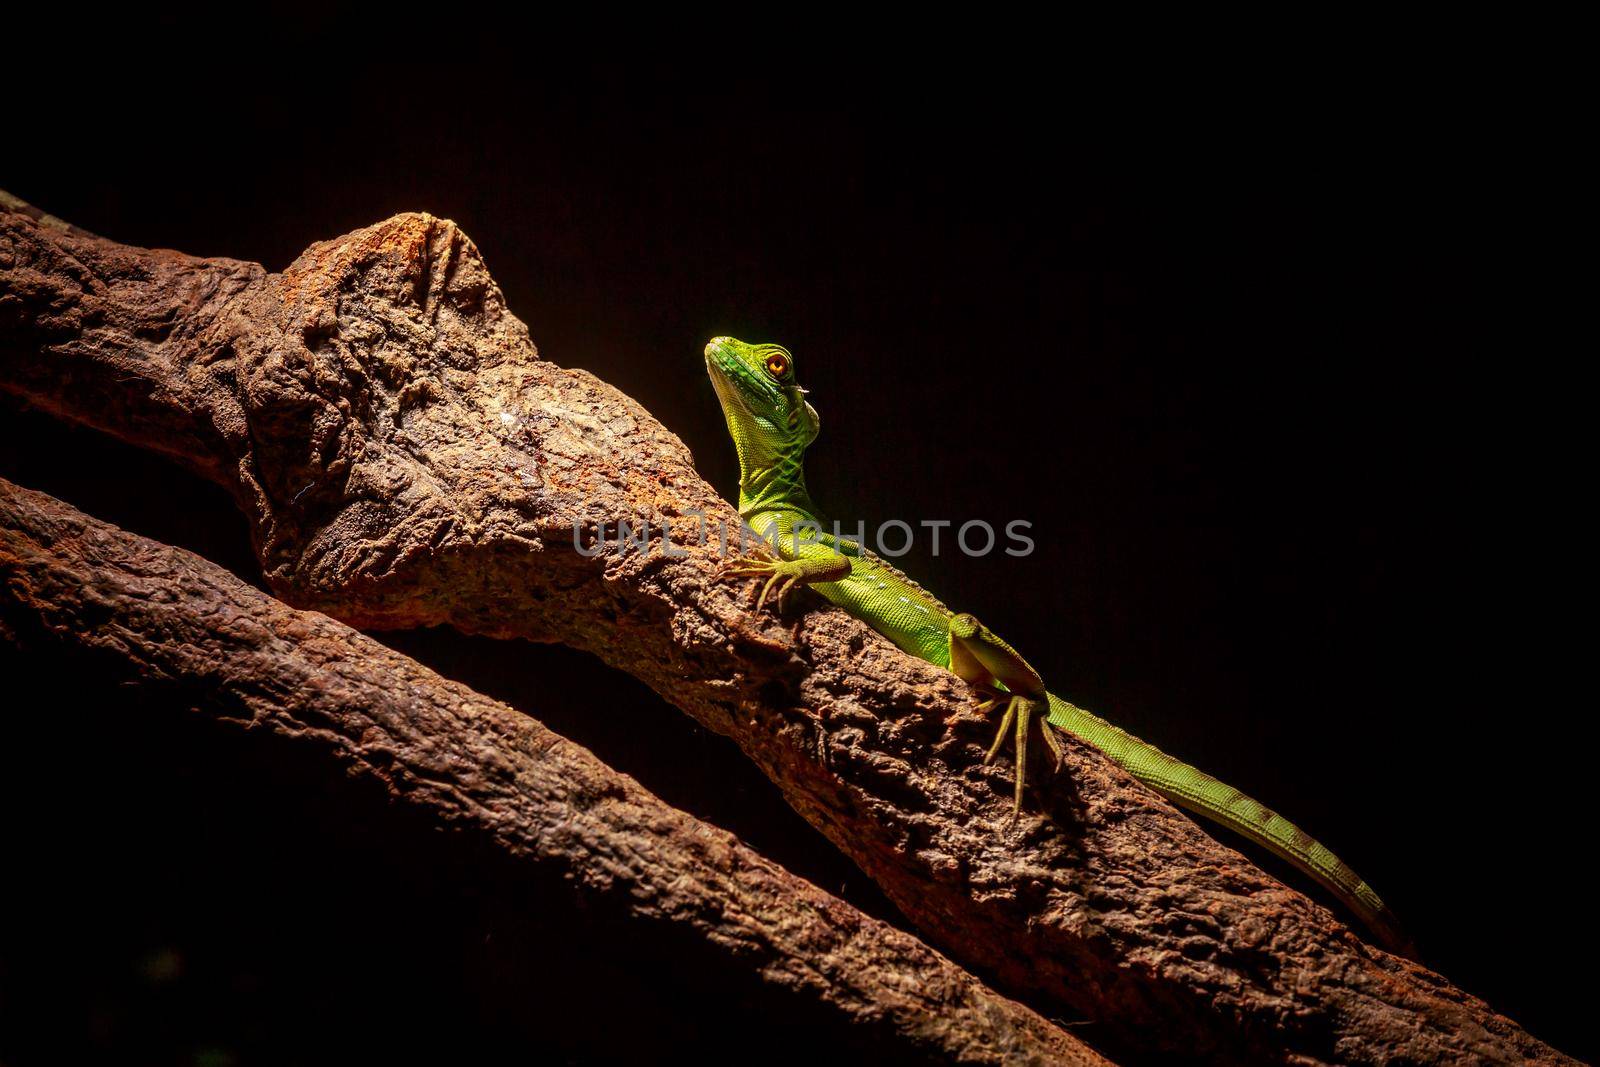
[721,552,800,615]
[756,569,802,613]
[971,682,1007,715]
[979,693,1058,816]
[720,553,779,578]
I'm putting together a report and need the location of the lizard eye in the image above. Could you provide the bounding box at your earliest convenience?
[764,353,790,378]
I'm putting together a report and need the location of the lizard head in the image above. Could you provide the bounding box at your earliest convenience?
[704,336,821,473]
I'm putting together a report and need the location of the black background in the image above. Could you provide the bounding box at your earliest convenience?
[2,16,1587,1065]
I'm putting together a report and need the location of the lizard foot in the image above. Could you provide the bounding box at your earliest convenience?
[981,693,1062,818]
[721,554,804,613]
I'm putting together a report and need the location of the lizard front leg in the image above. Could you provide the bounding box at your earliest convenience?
[722,541,852,613]
[948,613,1063,816]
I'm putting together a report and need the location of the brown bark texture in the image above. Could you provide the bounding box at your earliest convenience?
[0,193,1573,1064]
[0,476,1104,1066]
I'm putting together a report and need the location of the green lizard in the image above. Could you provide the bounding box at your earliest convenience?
[705,335,1412,956]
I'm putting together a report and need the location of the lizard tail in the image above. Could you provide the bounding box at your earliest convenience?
[1045,693,1415,958]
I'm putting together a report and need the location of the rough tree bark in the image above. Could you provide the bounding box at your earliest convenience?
[0,193,1574,1064]
[0,477,1104,1066]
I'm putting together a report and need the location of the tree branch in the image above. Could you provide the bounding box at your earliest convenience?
[0,476,1103,1065]
[0,194,1572,1063]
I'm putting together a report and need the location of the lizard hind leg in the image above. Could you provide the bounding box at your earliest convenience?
[980,693,1053,817]
[950,613,1059,815]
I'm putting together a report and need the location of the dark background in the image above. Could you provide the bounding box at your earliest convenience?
[2,16,1586,1065]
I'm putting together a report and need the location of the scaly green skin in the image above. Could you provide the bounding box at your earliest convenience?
[705,335,1413,957]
